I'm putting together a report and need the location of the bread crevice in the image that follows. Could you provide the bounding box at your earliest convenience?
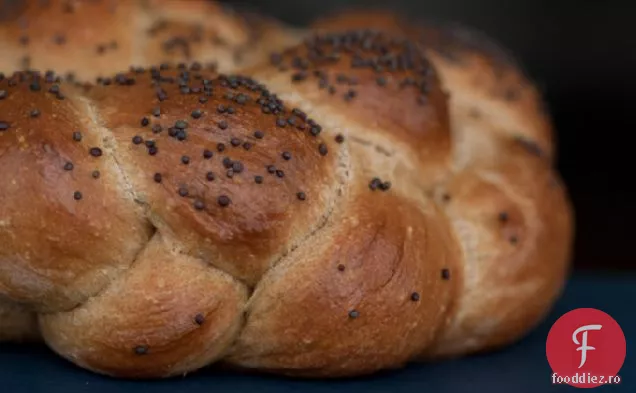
[79,96,151,216]
[250,139,352,292]
[51,225,159,317]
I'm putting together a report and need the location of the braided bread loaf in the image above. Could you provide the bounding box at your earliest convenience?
[0,1,573,379]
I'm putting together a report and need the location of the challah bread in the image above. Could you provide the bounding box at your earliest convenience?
[0,11,573,379]
[0,0,294,81]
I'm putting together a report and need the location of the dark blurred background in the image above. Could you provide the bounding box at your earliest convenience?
[223,0,636,272]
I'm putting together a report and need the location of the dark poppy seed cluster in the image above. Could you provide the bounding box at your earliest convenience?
[269,30,435,106]
[145,17,229,62]
[368,177,391,192]
[91,65,334,214]
[7,0,231,86]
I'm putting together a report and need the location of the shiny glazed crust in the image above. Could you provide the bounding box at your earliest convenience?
[0,3,573,379]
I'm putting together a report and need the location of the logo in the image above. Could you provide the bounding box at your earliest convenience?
[546,308,626,388]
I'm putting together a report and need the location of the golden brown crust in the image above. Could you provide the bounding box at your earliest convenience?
[312,10,555,161]
[227,182,462,377]
[240,31,453,189]
[426,140,573,356]
[40,234,248,378]
[312,10,407,37]
[0,7,573,380]
[0,0,253,81]
[313,11,573,357]
[0,73,152,312]
[229,9,306,67]
[82,67,342,285]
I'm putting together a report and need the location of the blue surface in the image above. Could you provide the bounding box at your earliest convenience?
[1,273,634,393]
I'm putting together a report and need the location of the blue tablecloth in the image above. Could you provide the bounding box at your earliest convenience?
[1,273,633,393]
